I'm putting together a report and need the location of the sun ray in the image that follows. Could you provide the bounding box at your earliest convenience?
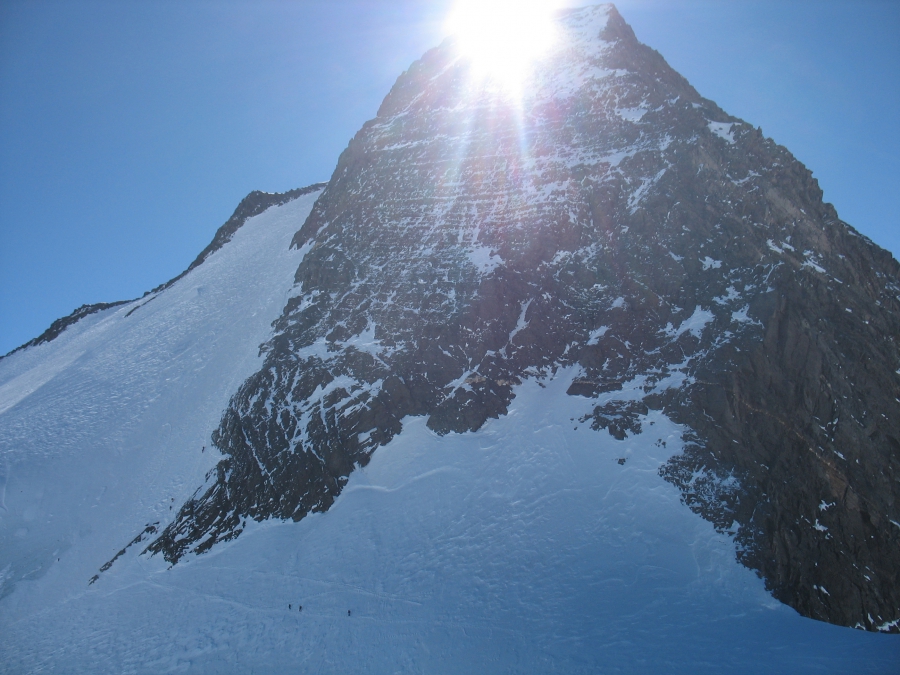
[446,0,562,92]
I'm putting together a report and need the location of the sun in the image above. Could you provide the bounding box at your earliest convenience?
[446,0,561,90]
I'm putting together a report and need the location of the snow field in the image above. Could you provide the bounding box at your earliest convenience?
[3,366,897,672]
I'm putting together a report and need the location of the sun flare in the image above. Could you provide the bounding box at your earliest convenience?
[446,0,561,89]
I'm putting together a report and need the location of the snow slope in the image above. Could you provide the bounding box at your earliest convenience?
[0,189,321,625]
[1,364,897,672]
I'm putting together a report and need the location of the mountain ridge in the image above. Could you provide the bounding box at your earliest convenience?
[2,182,327,359]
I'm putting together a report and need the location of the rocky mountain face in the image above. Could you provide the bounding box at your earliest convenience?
[137,4,898,631]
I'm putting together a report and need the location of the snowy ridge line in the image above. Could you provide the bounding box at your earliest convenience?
[1,300,130,359]
[2,182,326,359]
[148,182,328,297]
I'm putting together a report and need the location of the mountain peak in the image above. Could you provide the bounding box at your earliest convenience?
[144,4,900,631]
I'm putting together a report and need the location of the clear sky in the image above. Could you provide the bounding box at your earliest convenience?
[1,0,897,355]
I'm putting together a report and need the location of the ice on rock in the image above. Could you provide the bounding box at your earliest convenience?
[466,244,504,274]
[708,121,736,144]
[664,305,715,339]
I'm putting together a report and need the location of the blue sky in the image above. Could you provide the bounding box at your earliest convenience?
[1,0,897,355]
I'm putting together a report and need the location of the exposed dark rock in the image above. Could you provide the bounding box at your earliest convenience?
[583,400,649,440]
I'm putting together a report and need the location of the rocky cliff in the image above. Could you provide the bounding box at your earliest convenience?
[138,4,899,631]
